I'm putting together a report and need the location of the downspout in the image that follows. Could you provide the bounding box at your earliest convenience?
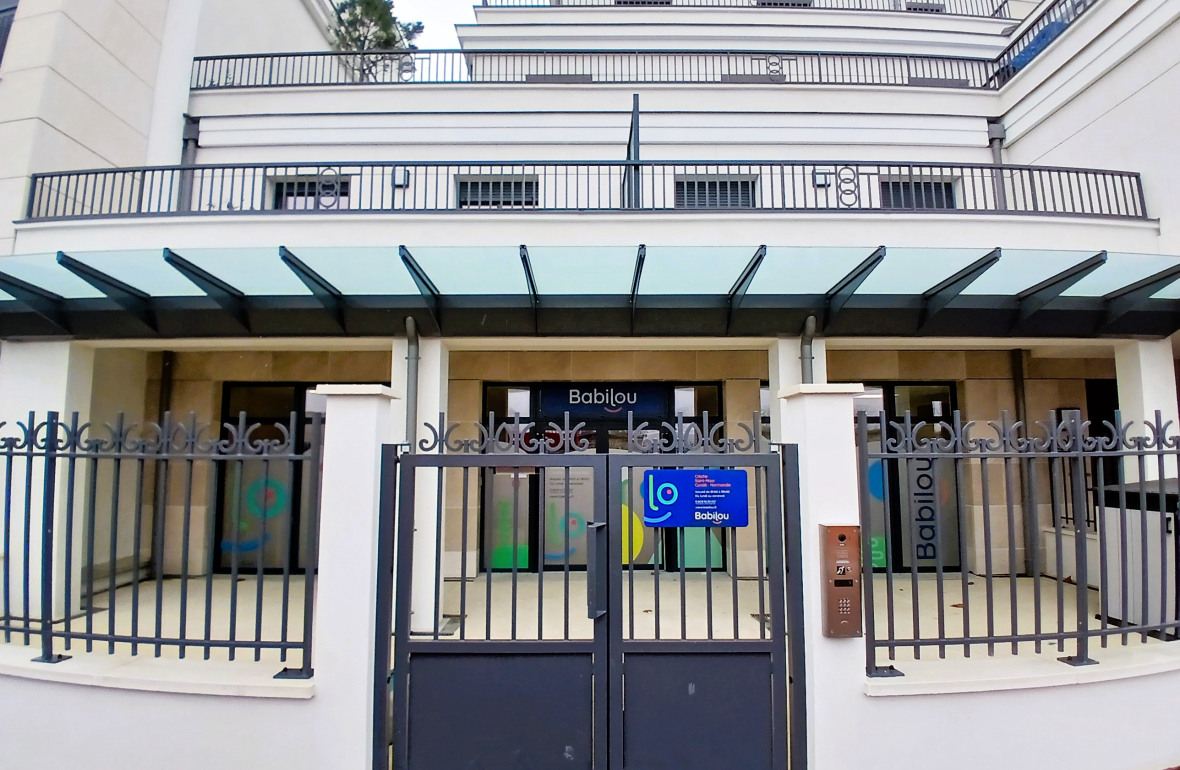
[988,120,1008,212]
[800,315,817,385]
[404,316,420,453]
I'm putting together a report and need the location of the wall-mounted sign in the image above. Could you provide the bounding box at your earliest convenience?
[642,469,749,528]
[538,382,670,420]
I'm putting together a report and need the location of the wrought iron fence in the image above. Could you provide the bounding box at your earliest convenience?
[857,409,1180,677]
[25,160,1148,221]
[190,49,996,90]
[0,411,323,677]
[482,0,1012,18]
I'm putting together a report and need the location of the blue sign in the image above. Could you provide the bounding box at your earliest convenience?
[642,469,749,528]
[539,383,669,420]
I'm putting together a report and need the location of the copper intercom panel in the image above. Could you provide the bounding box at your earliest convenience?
[820,525,863,638]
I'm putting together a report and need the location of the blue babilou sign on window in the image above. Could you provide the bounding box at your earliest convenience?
[642,469,749,527]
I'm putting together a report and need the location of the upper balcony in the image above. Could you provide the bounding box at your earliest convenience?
[474,0,1015,19]
[188,0,1095,93]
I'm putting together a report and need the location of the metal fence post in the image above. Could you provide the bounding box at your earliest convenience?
[33,411,68,664]
[1061,409,1097,667]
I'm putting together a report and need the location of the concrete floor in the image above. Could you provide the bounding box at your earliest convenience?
[2,575,310,667]
[2,570,1173,672]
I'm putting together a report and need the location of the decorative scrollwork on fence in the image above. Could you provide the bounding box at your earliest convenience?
[862,408,1180,458]
[0,412,318,459]
[416,412,765,455]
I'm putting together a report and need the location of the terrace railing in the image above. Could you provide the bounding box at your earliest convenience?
[191,0,1104,92]
[24,160,1148,222]
[0,411,323,677]
[478,0,1011,18]
[857,409,1180,676]
[190,49,996,90]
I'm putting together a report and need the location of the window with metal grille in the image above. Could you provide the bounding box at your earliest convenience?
[674,176,758,209]
[457,176,539,209]
[0,1,18,68]
[879,180,957,210]
[272,177,352,210]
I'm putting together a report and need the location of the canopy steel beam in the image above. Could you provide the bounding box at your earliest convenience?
[163,248,250,332]
[519,245,541,334]
[1103,262,1180,330]
[56,251,156,332]
[726,245,767,335]
[279,246,347,333]
[825,245,886,328]
[399,246,442,334]
[0,270,68,333]
[629,244,646,336]
[1015,251,1107,323]
[920,248,1001,329]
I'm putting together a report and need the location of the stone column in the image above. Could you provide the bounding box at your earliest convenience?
[1114,339,1179,480]
[308,384,395,770]
[780,383,866,770]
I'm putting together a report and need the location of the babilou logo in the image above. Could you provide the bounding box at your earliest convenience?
[568,387,638,414]
[644,479,679,524]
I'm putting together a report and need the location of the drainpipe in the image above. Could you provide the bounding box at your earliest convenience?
[404,316,420,453]
[988,120,1008,212]
[800,315,817,385]
[177,116,199,213]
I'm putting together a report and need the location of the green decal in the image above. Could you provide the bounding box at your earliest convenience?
[870,535,888,569]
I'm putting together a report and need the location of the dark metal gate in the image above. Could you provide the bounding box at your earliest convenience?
[374,418,800,770]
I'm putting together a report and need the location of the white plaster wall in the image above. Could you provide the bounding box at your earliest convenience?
[194,0,332,57]
[1004,5,1180,251]
[462,7,1014,58]
[0,0,169,253]
[0,677,323,770]
[10,210,1164,259]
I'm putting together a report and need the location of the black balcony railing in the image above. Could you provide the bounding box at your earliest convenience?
[190,0,1101,92]
[191,48,996,90]
[478,0,1011,18]
[25,160,1148,221]
[992,0,1098,87]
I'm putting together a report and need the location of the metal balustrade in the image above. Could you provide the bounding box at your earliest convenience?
[857,409,1180,675]
[190,48,996,90]
[0,411,323,676]
[25,160,1148,221]
[189,0,1102,92]
[477,0,1010,18]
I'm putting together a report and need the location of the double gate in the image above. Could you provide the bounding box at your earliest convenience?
[373,424,803,770]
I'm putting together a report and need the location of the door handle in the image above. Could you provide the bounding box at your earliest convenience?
[586,521,607,620]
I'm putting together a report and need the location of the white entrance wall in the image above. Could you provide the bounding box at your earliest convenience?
[1114,338,1179,480]
[0,341,96,619]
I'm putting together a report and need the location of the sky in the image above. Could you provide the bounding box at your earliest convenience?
[395,0,475,49]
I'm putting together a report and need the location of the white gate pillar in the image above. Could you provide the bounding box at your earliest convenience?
[779,383,866,770]
[1114,339,1179,480]
[0,341,96,622]
[310,385,395,770]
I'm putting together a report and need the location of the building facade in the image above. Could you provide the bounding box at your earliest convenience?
[2,0,1180,768]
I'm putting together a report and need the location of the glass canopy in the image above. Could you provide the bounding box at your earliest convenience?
[0,245,1177,301]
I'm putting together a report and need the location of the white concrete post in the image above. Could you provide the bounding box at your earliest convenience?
[780,383,866,770]
[1114,339,1179,480]
[308,385,395,770]
[767,336,828,442]
[145,0,207,164]
[0,341,95,620]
